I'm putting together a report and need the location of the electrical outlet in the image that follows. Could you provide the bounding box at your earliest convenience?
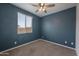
[71,42,74,45]
[14,41,17,45]
[65,41,67,44]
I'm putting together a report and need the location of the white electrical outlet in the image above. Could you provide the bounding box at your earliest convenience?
[71,42,74,45]
[14,41,17,45]
[65,41,67,44]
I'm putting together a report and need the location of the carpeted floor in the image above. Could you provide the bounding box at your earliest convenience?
[0,40,77,56]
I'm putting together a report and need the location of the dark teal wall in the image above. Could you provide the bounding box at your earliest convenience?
[41,7,76,48]
[0,4,40,51]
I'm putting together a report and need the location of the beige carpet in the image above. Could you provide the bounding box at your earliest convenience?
[0,40,77,56]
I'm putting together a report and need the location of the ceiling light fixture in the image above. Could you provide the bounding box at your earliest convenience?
[32,3,55,13]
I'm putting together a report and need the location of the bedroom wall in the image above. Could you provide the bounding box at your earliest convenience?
[0,4,40,51]
[41,7,76,48]
[0,3,76,52]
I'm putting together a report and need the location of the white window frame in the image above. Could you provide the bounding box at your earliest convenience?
[17,12,33,34]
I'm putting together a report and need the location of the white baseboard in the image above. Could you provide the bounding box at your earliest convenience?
[38,39,75,50]
[0,39,39,54]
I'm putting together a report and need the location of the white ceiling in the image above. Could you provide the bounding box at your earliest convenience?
[12,3,76,17]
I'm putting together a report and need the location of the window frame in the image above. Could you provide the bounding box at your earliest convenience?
[17,12,33,34]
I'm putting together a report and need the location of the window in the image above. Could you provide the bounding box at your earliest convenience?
[17,12,32,34]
